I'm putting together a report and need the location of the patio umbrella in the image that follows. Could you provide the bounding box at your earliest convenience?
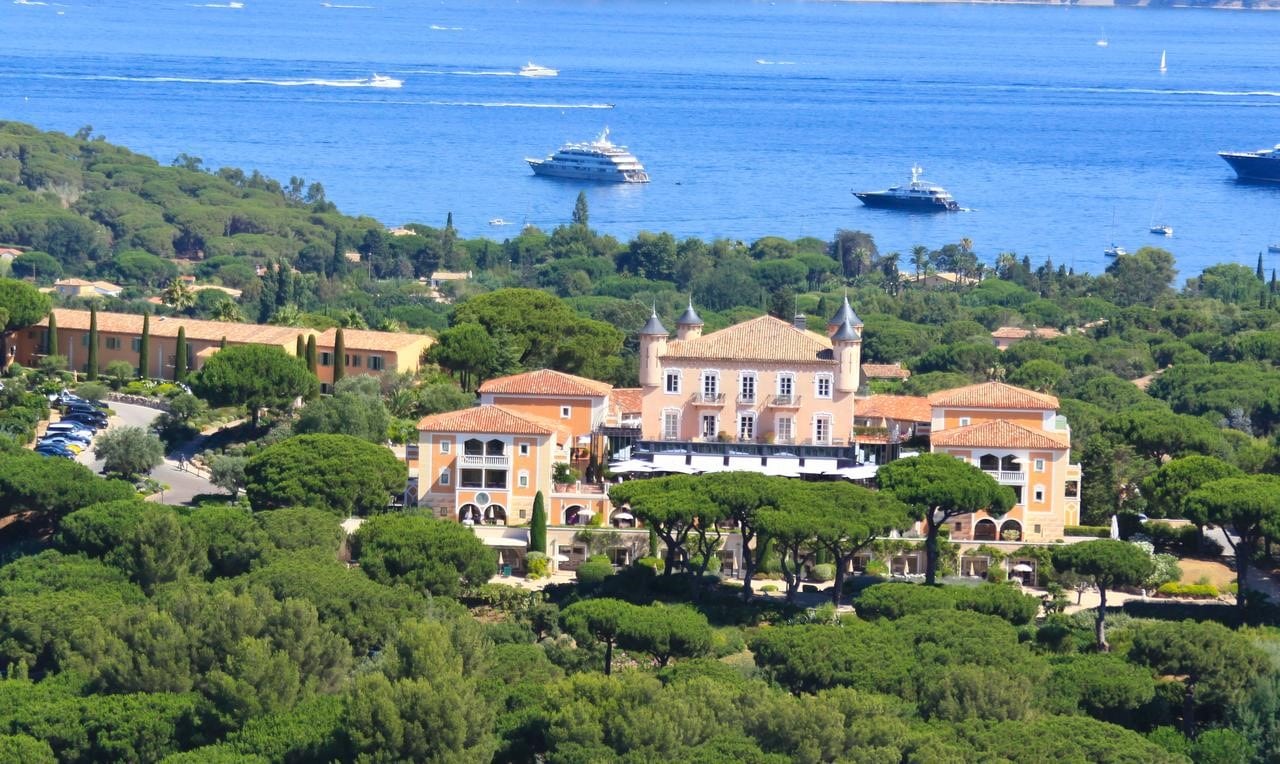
[1011,563,1034,572]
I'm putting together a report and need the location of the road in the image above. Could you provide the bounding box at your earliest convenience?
[75,400,217,506]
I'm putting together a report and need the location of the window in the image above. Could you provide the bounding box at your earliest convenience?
[320,383,331,394]
[105,337,121,350]
[738,413,755,441]
[464,439,484,455]
[441,441,451,454]
[1034,458,1045,472]
[519,510,527,519]
[954,522,963,531]
[484,470,508,489]
[700,414,717,440]
[777,373,794,399]
[438,507,449,518]
[958,417,971,427]
[560,406,571,419]
[81,334,90,347]
[739,372,756,403]
[519,443,529,456]
[345,354,361,368]
[1033,486,1045,503]
[1065,480,1079,498]
[662,410,680,440]
[664,370,681,394]
[701,372,719,400]
[815,374,832,399]
[460,469,484,488]
[1033,524,1042,535]
[813,416,831,445]
[320,352,332,366]
[518,471,529,488]
[131,337,142,352]
[368,355,384,371]
[440,470,451,486]
[776,417,793,443]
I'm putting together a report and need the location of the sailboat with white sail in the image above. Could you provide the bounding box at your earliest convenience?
[1096,28,1109,47]
[1149,196,1172,237]
[1159,50,1167,73]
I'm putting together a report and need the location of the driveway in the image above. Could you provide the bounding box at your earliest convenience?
[75,400,218,506]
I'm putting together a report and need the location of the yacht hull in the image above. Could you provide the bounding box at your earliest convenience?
[1220,152,1280,183]
[855,192,958,212]
[528,161,649,183]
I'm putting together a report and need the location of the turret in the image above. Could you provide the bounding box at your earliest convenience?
[675,298,703,341]
[831,317,862,394]
[638,307,668,388]
[826,293,863,337]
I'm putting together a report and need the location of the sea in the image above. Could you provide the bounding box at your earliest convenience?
[3,0,1280,278]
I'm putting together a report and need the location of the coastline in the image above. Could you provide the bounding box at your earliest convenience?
[835,0,1280,10]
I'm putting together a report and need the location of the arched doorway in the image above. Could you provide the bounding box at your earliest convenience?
[974,518,998,541]
[1000,519,1023,542]
[564,505,586,525]
[484,504,507,526]
[459,504,481,525]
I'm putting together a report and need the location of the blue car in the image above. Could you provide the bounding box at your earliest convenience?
[35,444,75,458]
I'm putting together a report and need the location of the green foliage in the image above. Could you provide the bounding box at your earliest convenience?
[352,513,496,597]
[294,375,389,443]
[856,583,955,620]
[1156,582,1218,599]
[0,449,135,519]
[243,433,407,515]
[0,278,51,332]
[1065,525,1111,538]
[254,506,342,552]
[192,344,317,427]
[530,491,547,554]
[95,425,164,478]
[575,555,614,585]
[809,563,835,582]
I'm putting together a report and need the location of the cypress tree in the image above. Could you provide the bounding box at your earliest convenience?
[138,314,150,379]
[45,310,57,356]
[1271,269,1277,294]
[174,326,188,382]
[305,334,317,373]
[296,334,305,358]
[332,328,346,385]
[530,491,547,553]
[648,526,659,559]
[1258,252,1266,281]
[572,191,589,227]
[220,336,227,350]
[86,306,98,380]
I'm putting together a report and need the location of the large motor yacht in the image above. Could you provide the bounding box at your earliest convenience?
[519,62,558,78]
[1219,143,1280,183]
[854,166,960,212]
[526,128,650,183]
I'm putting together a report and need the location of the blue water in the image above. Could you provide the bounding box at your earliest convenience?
[4,0,1280,277]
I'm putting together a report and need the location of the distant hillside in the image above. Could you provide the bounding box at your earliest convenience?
[0,121,382,277]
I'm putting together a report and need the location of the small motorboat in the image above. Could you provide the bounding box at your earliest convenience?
[489,218,510,226]
[1269,243,1280,255]
[1104,244,1128,258]
[1149,225,1173,237]
[368,73,403,88]
[519,62,558,78]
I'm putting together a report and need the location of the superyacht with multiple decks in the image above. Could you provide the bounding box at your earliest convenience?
[526,128,650,183]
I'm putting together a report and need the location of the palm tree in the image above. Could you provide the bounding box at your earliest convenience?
[910,245,929,280]
[269,304,303,327]
[162,279,196,312]
[337,309,368,329]
[210,299,243,323]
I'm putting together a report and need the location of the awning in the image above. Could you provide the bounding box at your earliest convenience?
[612,511,635,521]
[652,463,698,474]
[608,460,655,473]
[553,553,570,563]
[834,465,879,481]
[576,508,595,518]
[483,538,528,548]
[1012,563,1034,572]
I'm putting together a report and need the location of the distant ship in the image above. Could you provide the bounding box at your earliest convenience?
[519,62,558,78]
[1219,144,1280,183]
[853,166,960,212]
[526,128,650,183]
[1104,244,1128,258]
[368,73,402,88]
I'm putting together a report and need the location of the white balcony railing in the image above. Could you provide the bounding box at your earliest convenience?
[460,454,510,467]
[984,469,1025,483]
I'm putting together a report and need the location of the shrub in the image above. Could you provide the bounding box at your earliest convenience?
[952,583,1042,625]
[576,555,614,585]
[526,551,549,579]
[760,584,779,593]
[1143,522,1200,555]
[1065,525,1110,538]
[810,563,836,582]
[856,582,955,620]
[74,381,109,401]
[1156,582,1219,599]
[635,556,664,574]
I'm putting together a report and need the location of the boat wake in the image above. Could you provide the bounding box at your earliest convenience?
[322,2,374,7]
[405,100,612,109]
[59,74,401,89]
[755,59,796,65]
[405,69,517,76]
[429,24,463,30]
[190,2,244,7]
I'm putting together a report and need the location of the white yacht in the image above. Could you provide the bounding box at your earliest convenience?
[1104,244,1128,258]
[519,62,558,78]
[526,128,650,183]
[368,73,403,88]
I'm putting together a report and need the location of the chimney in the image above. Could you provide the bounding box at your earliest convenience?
[793,313,807,331]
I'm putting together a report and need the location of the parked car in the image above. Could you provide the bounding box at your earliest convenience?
[65,403,107,415]
[35,444,76,458]
[60,416,105,431]
[63,407,108,421]
[46,422,96,437]
[39,438,83,454]
[42,430,91,445]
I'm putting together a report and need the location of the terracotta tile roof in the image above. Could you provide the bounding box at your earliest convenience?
[39,309,300,346]
[55,278,93,287]
[609,387,644,415]
[858,395,932,423]
[928,381,1059,410]
[317,327,434,354]
[931,419,1067,450]
[478,369,612,397]
[663,315,835,364]
[991,326,1064,340]
[862,362,911,380]
[416,405,553,435]
[430,270,472,281]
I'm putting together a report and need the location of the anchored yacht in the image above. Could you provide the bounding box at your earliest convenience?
[1219,143,1280,183]
[526,128,650,183]
[853,166,960,212]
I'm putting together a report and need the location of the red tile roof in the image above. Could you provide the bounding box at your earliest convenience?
[416,405,554,435]
[858,395,932,423]
[927,381,1059,410]
[478,369,612,397]
[609,387,644,415]
[664,315,836,364]
[931,419,1067,450]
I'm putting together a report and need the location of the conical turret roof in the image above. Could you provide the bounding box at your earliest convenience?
[640,307,668,336]
[828,294,862,328]
[676,298,703,326]
[831,317,861,342]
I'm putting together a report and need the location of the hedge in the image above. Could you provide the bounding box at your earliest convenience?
[1064,525,1110,538]
[1156,582,1219,599]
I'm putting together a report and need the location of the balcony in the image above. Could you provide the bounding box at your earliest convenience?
[736,394,759,406]
[983,470,1026,484]
[460,454,511,467]
[767,394,802,408]
[689,393,726,406]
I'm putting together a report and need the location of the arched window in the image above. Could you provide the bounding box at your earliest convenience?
[564,505,586,525]
[974,518,998,541]
[459,504,481,525]
[1000,519,1023,542]
[485,439,505,456]
[463,439,484,456]
[484,504,507,525]
[978,454,999,471]
[1000,455,1020,472]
